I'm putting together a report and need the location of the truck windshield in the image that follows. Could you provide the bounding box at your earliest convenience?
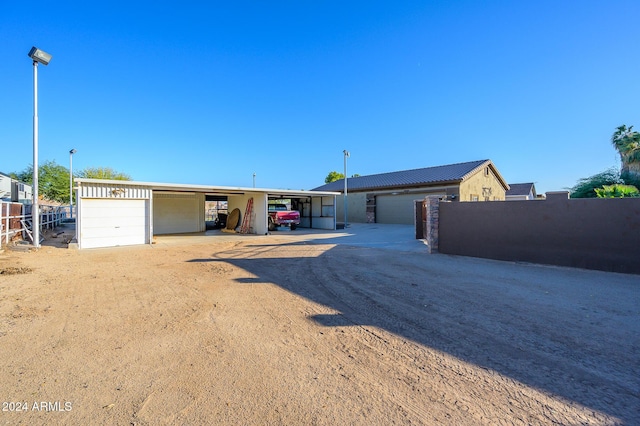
[268,204,288,211]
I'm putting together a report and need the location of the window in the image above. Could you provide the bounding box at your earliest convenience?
[470,194,479,202]
[484,167,489,176]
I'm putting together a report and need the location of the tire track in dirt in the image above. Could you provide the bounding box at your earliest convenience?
[293,245,619,425]
[301,250,486,424]
[233,249,439,423]
[312,248,626,422]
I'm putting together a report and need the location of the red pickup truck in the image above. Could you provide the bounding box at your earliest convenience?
[268,203,300,231]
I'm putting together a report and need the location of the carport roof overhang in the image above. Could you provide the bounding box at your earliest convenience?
[75,178,340,198]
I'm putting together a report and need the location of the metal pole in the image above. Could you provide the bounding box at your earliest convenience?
[32,61,40,248]
[343,150,349,227]
[253,173,256,188]
[69,149,76,219]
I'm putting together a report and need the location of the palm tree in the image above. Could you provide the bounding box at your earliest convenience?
[611,124,640,184]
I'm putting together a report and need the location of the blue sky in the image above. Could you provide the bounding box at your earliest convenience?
[1,1,639,193]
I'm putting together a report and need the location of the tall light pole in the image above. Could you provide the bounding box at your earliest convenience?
[343,149,350,227]
[253,172,256,188]
[69,149,77,219]
[28,46,52,248]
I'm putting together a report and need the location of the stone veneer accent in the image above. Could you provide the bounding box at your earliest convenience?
[425,196,440,254]
[366,193,376,223]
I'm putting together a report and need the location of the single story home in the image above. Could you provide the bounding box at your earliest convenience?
[311,159,509,225]
[75,178,339,249]
[505,183,537,201]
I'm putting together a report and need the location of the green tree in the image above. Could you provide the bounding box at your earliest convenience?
[77,167,131,180]
[16,160,71,203]
[611,124,640,184]
[324,171,360,183]
[325,171,345,183]
[594,184,640,198]
[569,168,622,198]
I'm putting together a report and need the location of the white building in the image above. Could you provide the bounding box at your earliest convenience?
[75,178,339,249]
[0,172,32,203]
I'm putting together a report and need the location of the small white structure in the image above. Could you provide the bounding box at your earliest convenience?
[75,179,339,249]
[0,172,32,203]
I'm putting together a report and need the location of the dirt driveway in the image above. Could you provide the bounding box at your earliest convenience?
[0,229,638,425]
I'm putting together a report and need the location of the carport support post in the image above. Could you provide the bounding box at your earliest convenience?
[425,196,440,254]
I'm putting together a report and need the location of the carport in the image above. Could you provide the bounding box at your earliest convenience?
[75,178,339,249]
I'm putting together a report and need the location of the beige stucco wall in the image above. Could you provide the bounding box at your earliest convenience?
[227,192,268,234]
[335,192,367,223]
[459,166,507,201]
[336,186,456,224]
[376,192,447,224]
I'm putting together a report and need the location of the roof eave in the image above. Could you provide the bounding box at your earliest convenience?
[460,160,510,191]
[75,178,340,197]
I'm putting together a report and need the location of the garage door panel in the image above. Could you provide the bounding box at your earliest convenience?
[80,234,144,249]
[80,225,144,238]
[83,204,146,215]
[83,206,145,217]
[81,215,146,228]
[80,199,148,249]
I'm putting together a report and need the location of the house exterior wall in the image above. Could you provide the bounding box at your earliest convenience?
[377,192,447,225]
[0,175,12,200]
[335,186,456,224]
[460,167,507,202]
[335,192,367,223]
[13,182,32,202]
[0,175,33,202]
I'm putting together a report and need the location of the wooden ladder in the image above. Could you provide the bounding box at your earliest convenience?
[239,198,253,234]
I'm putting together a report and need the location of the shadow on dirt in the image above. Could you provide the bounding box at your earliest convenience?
[189,241,640,424]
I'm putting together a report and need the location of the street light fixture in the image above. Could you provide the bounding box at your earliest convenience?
[69,149,77,219]
[28,46,53,248]
[343,149,350,228]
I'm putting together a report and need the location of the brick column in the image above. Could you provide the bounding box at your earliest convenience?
[425,196,440,254]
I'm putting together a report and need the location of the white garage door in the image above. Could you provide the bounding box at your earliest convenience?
[80,199,148,249]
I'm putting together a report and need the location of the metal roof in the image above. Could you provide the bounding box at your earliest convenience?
[506,183,536,197]
[75,178,340,198]
[312,159,508,192]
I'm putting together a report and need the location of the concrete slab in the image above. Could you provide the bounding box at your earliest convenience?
[154,223,428,253]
